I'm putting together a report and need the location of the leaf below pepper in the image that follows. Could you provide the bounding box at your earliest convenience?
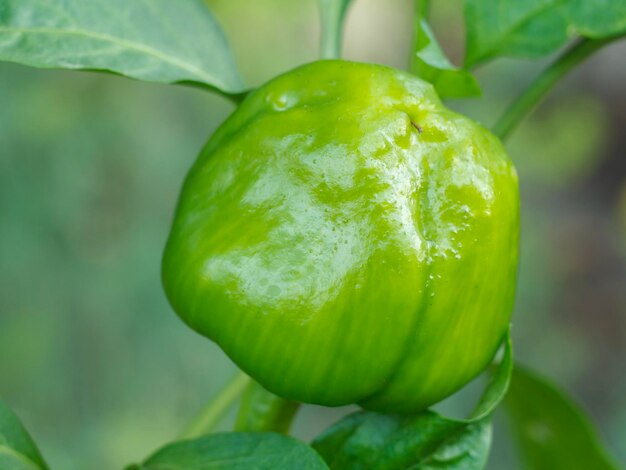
[137,432,329,470]
[311,333,513,470]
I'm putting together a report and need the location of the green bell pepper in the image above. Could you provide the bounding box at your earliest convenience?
[162,60,519,412]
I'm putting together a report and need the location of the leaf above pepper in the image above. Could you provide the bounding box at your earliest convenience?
[464,0,570,67]
[567,0,626,38]
[463,0,626,67]
[0,0,247,95]
[412,18,481,99]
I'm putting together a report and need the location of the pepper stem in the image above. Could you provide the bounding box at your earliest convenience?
[235,380,300,434]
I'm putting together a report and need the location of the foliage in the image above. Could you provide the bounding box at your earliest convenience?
[0,0,624,468]
[411,18,481,98]
[311,337,511,469]
[133,433,329,470]
[505,367,620,470]
[464,0,626,66]
[0,0,246,95]
[0,398,47,469]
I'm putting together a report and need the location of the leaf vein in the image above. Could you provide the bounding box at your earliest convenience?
[0,25,221,85]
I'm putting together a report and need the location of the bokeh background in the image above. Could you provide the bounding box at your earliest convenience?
[1,0,625,468]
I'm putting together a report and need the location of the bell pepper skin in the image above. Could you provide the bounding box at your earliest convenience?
[162,60,519,412]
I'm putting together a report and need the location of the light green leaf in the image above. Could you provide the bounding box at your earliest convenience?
[0,398,47,470]
[412,18,480,99]
[505,366,620,470]
[464,0,570,67]
[139,432,329,470]
[317,0,354,59]
[0,0,246,94]
[0,449,42,470]
[312,334,512,470]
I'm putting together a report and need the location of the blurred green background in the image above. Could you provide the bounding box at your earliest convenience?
[1,0,625,468]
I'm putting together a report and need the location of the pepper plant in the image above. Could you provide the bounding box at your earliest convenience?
[0,0,624,469]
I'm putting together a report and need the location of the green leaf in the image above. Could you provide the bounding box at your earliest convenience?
[0,451,41,470]
[139,432,329,470]
[464,0,570,67]
[311,335,512,470]
[566,0,626,37]
[0,0,246,94]
[412,18,481,99]
[0,398,47,470]
[317,0,354,59]
[313,412,491,470]
[463,0,626,67]
[466,333,514,421]
[505,366,620,470]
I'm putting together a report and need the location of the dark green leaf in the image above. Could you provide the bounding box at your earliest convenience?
[312,334,512,470]
[0,0,246,94]
[139,432,329,470]
[505,366,620,470]
[318,0,354,58]
[566,0,626,37]
[0,398,47,469]
[412,19,480,99]
[464,0,570,67]
[313,411,491,470]
[417,420,491,470]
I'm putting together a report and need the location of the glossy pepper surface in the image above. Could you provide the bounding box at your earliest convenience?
[163,60,519,412]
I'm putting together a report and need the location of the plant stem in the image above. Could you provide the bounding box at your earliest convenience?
[493,36,621,142]
[179,372,250,439]
[235,380,300,434]
[320,23,341,59]
[318,0,351,59]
